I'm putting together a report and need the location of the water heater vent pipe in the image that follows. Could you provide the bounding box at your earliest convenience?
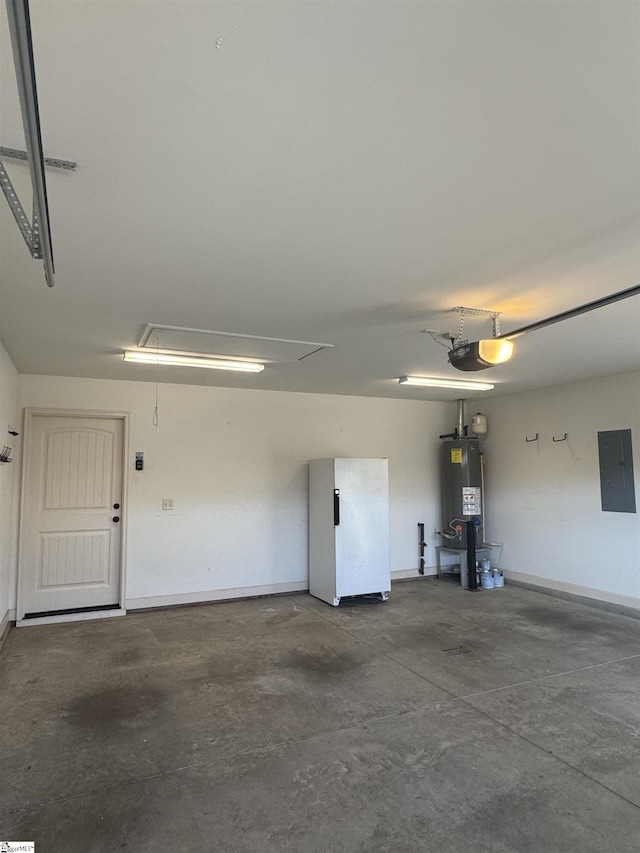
[456,399,465,439]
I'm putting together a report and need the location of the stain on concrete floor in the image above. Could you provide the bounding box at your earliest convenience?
[66,685,169,733]
[280,647,364,678]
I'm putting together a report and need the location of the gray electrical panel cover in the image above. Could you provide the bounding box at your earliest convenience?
[598,429,636,513]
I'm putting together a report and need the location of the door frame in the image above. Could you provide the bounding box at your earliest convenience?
[17,407,130,626]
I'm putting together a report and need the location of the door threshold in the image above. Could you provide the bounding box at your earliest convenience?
[17,608,126,628]
[24,603,121,619]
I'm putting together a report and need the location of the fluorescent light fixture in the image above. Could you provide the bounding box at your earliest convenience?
[448,339,514,371]
[123,351,264,373]
[399,375,494,391]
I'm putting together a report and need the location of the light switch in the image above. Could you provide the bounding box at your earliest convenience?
[162,498,174,511]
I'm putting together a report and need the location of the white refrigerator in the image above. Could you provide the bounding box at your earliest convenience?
[308,458,390,606]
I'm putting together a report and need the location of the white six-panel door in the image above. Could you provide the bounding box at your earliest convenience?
[19,414,124,619]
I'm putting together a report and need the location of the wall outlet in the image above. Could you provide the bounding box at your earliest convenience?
[162,498,174,511]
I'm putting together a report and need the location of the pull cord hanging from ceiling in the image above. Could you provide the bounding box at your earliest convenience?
[152,335,160,433]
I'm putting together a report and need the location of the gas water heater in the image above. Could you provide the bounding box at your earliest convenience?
[439,400,485,549]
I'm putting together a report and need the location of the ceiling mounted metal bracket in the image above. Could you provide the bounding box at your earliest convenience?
[0,157,40,255]
[3,0,62,287]
[0,146,77,171]
[0,145,76,259]
[453,306,502,342]
[452,306,500,318]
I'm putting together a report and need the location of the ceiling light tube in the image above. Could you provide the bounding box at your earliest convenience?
[123,351,264,373]
[399,376,494,391]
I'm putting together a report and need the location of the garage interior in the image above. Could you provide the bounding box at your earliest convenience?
[1,1,639,851]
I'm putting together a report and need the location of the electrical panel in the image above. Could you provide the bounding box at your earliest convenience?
[598,429,636,513]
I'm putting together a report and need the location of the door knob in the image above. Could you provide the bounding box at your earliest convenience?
[113,503,120,509]
[112,516,120,523]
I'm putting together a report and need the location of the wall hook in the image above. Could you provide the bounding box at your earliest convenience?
[0,445,13,463]
[8,428,19,436]
[553,433,568,442]
[525,434,539,442]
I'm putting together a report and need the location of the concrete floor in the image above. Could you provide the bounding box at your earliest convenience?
[1,579,640,852]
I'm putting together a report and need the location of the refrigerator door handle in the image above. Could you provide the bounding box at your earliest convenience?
[333,489,340,526]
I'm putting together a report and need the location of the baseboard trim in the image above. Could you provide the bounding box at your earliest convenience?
[391,567,438,580]
[127,572,441,611]
[0,610,12,652]
[16,609,127,628]
[504,569,640,620]
[126,581,308,611]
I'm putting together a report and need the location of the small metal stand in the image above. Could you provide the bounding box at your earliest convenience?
[435,545,492,585]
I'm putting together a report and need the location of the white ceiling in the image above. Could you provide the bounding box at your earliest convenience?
[1,0,639,402]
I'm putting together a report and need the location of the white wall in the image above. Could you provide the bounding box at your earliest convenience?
[18,375,449,609]
[482,371,640,609]
[0,341,19,626]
